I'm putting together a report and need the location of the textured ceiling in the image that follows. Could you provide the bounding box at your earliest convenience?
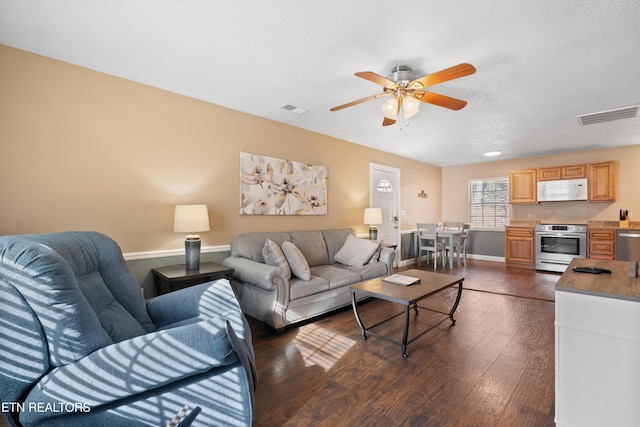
[1,0,639,166]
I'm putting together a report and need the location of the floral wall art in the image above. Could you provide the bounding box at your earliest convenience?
[240,152,328,215]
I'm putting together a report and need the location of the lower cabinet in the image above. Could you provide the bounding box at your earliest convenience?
[555,290,640,426]
[505,226,535,269]
[588,228,616,260]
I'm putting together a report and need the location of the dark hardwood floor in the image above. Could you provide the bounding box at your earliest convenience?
[0,260,557,427]
[251,259,558,426]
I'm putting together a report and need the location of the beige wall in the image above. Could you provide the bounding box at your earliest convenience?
[443,145,640,225]
[0,45,441,252]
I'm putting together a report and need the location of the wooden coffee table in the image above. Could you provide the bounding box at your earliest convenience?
[350,269,464,357]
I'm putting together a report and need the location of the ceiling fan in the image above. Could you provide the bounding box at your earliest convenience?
[330,63,476,126]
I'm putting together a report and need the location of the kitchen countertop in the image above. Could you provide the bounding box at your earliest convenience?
[587,220,640,230]
[507,220,541,227]
[505,220,640,230]
[556,258,640,302]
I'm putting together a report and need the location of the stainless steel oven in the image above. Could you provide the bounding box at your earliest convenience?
[535,224,587,272]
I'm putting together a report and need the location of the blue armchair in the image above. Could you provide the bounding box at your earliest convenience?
[0,231,256,427]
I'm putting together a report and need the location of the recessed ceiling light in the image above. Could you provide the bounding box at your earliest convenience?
[483,150,502,157]
[281,104,309,114]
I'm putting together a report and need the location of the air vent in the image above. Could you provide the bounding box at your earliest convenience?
[281,104,308,114]
[576,105,639,125]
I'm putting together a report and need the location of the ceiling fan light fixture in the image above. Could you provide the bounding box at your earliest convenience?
[381,98,398,119]
[403,95,420,119]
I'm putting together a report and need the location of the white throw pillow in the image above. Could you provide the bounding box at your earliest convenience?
[334,234,380,267]
[262,239,292,279]
[281,241,311,281]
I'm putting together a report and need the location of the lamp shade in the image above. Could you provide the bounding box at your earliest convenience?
[363,208,383,225]
[174,205,210,233]
[381,97,399,119]
[403,95,420,119]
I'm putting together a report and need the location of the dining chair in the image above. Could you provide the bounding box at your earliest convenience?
[443,221,462,230]
[455,223,471,266]
[416,225,444,270]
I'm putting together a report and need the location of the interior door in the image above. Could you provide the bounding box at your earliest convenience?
[370,163,400,266]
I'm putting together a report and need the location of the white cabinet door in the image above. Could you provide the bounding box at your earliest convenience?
[555,291,640,427]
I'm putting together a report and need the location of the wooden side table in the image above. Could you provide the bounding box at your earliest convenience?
[151,262,234,296]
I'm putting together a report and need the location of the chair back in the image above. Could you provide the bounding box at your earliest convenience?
[416,223,437,231]
[417,230,439,249]
[443,221,462,230]
[0,232,156,367]
[461,223,471,238]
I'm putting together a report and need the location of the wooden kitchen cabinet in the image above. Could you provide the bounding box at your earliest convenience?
[538,164,587,181]
[509,169,537,204]
[505,226,535,269]
[588,228,616,260]
[588,161,616,202]
[537,167,562,181]
[562,164,587,179]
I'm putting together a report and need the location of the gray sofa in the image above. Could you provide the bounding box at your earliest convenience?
[222,228,395,332]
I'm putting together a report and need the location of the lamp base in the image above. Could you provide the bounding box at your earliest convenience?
[185,237,201,270]
[369,226,378,241]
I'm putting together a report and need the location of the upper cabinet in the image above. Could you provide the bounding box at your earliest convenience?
[537,164,587,181]
[588,161,616,202]
[509,161,616,204]
[509,169,537,204]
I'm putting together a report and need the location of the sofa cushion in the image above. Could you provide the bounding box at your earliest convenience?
[334,262,388,281]
[262,239,292,280]
[322,228,355,263]
[334,234,380,268]
[310,265,361,290]
[290,231,330,267]
[289,276,330,300]
[233,232,292,262]
[282,242,311,281]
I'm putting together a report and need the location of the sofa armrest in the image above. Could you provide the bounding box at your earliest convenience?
[222,256,284,291]
[379,247,396,274]
[146,279,241,328]
[23,319,245,419]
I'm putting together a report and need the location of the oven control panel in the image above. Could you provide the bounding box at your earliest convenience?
[535,224,588,233]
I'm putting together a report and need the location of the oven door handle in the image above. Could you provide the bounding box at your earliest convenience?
[536,233,586,239]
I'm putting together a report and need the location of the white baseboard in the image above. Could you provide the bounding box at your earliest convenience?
[124,245,231,261]
[399,253,504,267]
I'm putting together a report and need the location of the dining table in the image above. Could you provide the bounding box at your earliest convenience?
[414,228,462,268]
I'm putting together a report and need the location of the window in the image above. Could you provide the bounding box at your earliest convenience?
[377,179,393,192]
[468,178,509,228]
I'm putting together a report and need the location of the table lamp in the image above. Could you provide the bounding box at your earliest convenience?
[364,208,383,240]
[174,204,210,270]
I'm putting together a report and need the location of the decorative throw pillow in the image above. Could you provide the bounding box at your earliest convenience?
[262,239,292,279]
[334,234,380,268]
[281,241,311,281]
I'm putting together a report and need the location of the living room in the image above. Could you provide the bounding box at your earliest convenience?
[2,2,640,426]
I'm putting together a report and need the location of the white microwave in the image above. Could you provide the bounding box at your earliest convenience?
[537,178,588,202]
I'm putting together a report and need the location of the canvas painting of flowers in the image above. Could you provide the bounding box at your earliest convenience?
[240,152,328,215]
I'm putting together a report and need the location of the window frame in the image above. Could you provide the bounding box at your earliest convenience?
[468,177,510,229]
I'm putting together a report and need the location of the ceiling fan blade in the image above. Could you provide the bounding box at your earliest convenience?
[415,91,468,110]
[410,63,476,89]
[382,117,396,126]
[355,71,397,88]
[329,93,389,111]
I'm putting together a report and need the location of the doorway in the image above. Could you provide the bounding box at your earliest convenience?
[370,163,401,266]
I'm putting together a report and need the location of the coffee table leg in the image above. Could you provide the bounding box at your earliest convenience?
[402,305,410,358]
[351,291,367,340]
[449,281,464,323]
